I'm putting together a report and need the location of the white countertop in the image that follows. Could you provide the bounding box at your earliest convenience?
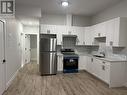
[77,52,127,62]
[95,57,127,62]
[57,52,127,62]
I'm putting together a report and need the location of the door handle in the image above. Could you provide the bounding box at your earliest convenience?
[2,59,6,64]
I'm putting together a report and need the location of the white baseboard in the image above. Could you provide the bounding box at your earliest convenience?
[6,66,21,90]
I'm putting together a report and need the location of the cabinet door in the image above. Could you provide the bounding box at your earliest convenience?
[98,61,110,84]
[40,25,57,34]
[92,58,101,77]
[104,62,110,83]
[72,27,84,45]
[113,18,120,46]
[66,26,74,35]
[99,61,107,81]
[93,24,99,38]
[84,27,93,45]
[40,25,48,34]
[86,56,93,73]
[57,55,63,71]
[79,56,87,70]
[106,19,115,46]
[99,22,106,37]
[94,23,106,38]
[56,26,67,45]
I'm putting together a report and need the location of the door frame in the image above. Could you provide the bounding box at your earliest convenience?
[25,34,31,64]
[0,19,6,94]
[22,32,39,66]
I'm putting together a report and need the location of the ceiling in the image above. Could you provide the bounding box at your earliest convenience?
[16,0,122,16]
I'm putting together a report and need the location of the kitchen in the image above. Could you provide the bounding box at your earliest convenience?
[1,0,127,95]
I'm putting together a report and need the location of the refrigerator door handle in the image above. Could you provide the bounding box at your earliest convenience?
[50,38,53,51]
[50,53,52,74]
[53,39,57,51]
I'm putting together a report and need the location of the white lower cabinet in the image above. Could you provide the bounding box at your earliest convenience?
[85,56,127,87]
[57,55,63,72]
[93,59,110,84]
[86,56,93,74]
[79,56,87,70]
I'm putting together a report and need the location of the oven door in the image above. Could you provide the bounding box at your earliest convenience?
[63,57,78,73]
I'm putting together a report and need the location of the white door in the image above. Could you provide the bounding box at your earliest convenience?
[25,34,31,64]
[0,21,6,95]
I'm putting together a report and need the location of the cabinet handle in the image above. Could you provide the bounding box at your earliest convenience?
[102,65,105,71]
[110,41,113,46]
[47,30,50,34]
[91,58,93,62]
[92,42,94,45]
[68,31,71,35]
[2,59,6,64]
[83,41,85,45]
[98,33,101,37]
[61,41,63,45]
[103,61,105,64]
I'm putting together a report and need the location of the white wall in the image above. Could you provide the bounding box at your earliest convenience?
[5,19,23,87]
[40,14,66,25]
[72,15,92,26]
[92,0,127,24]
[16,6,41,18]
[40,13,92,26]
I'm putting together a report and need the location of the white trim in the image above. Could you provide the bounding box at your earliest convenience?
[6,66,21,90]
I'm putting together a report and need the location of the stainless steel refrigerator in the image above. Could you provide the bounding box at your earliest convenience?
[39,34,57,75]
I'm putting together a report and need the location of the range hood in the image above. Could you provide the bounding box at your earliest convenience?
[63,35,77,38]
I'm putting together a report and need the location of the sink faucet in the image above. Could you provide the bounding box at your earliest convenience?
[100,52,105,57]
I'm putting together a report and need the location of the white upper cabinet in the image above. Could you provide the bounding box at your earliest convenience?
[73,26,85,45]
[106,17,127,47]
[106,19,115,46]
[94,22,106,38]
[99,22,107,37]
[84,27,94,45]
[41,17,127,47]
[55,26,67,45]
[40,25,56,34]
[40,25,67,45]
[66,26,85,45]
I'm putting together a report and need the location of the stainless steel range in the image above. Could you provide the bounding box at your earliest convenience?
[61,49,79,73]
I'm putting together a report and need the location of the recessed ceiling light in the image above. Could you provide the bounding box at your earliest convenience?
[61,1,69,7]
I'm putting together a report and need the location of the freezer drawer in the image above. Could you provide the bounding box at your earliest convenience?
[39,52,57,75]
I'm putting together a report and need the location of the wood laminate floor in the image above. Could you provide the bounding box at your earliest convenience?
[3,62,127,95]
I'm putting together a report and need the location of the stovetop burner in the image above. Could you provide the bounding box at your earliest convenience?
[61,48,79,58]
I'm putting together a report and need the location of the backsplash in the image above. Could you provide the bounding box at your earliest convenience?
[57,45,99,54]
[62,36,76,49]
[57,44,126,56]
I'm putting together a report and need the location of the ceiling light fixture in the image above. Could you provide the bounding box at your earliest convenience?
[61,1,69,7]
